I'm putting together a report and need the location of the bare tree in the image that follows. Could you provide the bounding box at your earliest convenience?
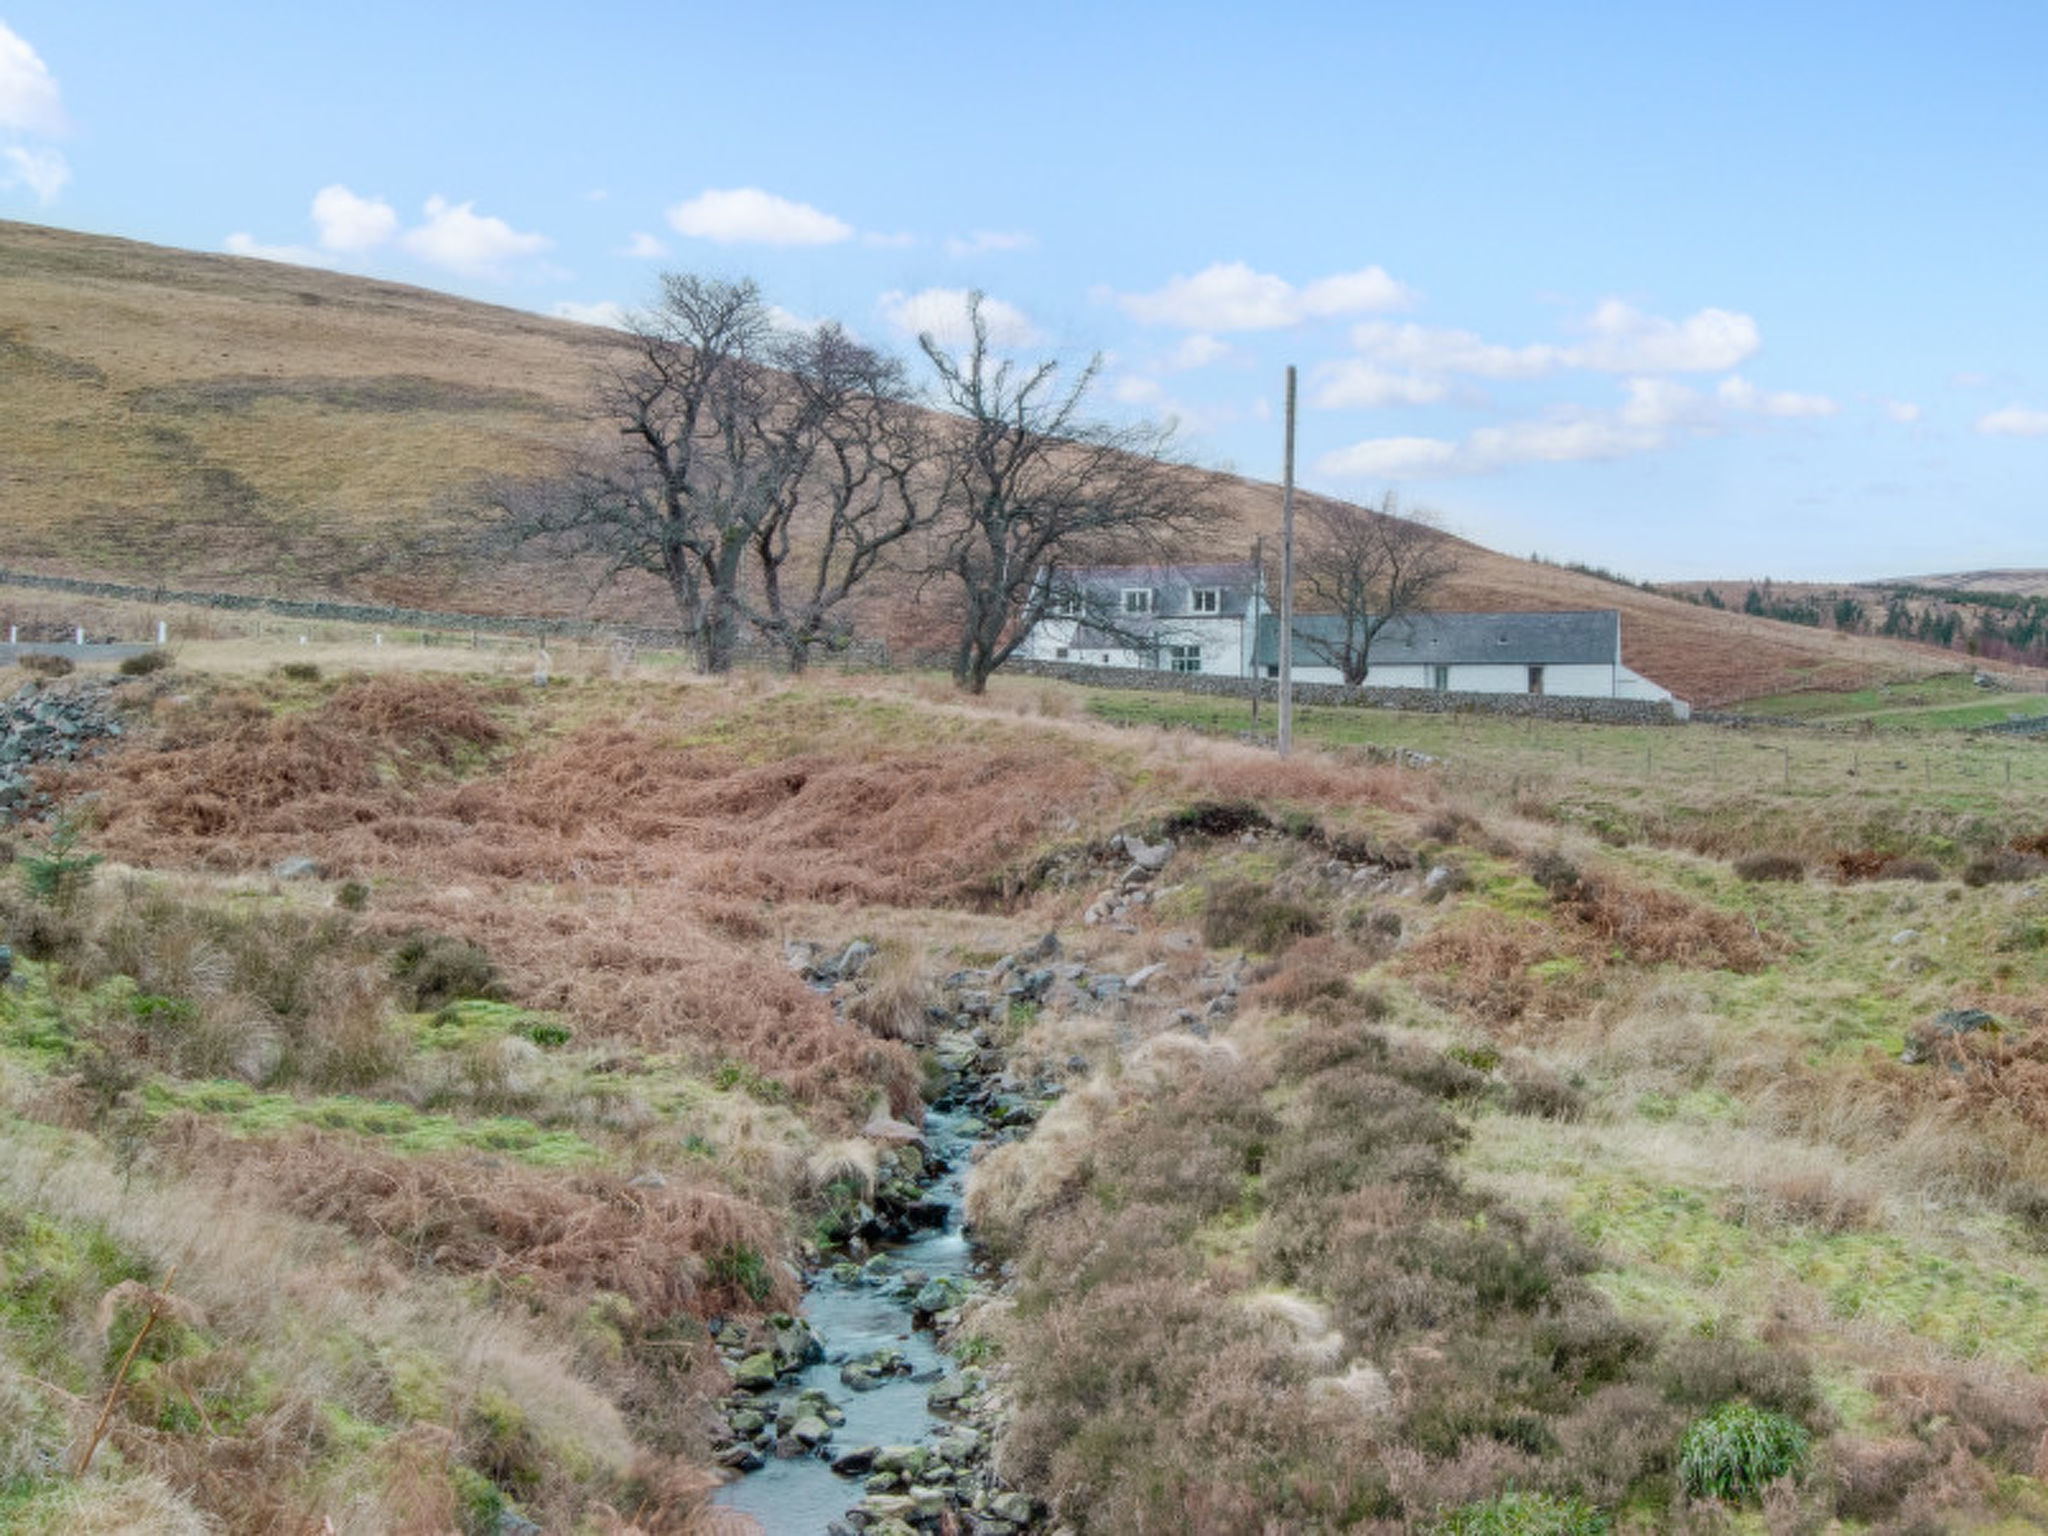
[1295,494,1462,686]
[501,274,937,674]
[919,294,1216,693]
[745,323,936,670]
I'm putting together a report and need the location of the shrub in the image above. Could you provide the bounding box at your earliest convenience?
[19,811,102,913]
[16,652,73,678]
[1528,851,1586,899]
[278,661,321,682]
[391,932,502,1010]
[1677,1401,1809,1503]
[1202,879,1323,954]
[1429,1489,1610,1535]
[1963,850,2048,887]
[1876,856,1943,883]
[118,649,173,677]
[1733,852,1804,883]
[1657,1336,1818,1420]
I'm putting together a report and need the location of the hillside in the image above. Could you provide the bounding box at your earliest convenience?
[0,219,1995,707]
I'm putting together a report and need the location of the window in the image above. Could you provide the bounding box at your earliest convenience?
[1054,647,1069,660]
[1432,664,1450,691]
[1050,592,1083,618]
[1190,588,1221,614]
[1121,588,1153,615]
[1265,664,1279,679]
[1527,665,1545,695]
[1169,645,1202,674]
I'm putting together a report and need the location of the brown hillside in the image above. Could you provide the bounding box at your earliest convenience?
[0,219,1981,705]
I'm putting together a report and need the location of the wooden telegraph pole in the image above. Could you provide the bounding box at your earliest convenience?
[1277,366,1297,757]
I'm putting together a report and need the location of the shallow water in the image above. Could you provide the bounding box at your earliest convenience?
[710,1107,979,1533]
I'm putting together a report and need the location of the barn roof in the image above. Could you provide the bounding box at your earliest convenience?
[1253,610,1620,668]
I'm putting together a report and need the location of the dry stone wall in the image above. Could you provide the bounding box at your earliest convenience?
[0,568,887,667]
[1001,657,1684,725]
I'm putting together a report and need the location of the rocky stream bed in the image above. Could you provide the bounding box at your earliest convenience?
[706,900,1236,1536]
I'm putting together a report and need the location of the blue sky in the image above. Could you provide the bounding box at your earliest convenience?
[3,2,2043,581]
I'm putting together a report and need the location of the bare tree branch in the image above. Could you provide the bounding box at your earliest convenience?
[1295,494,1463,686]
[917,293,1219,693]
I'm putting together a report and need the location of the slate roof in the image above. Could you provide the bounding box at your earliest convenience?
[1058,562,1261,621]
[1253,610,1620,669]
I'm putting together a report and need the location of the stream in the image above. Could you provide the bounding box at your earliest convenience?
[708,1100,991,1533]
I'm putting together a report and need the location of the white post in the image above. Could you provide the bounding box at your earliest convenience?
[156,620,167,645]
[299,635,308,646]
[74,626,84,646]
[7,627,15,645]
[375,633,383,647]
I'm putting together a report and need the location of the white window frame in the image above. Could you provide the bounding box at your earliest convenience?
[1190,587,1222,615]
[1121,587,1153,616]
[1049,590,1083,618]
[1168,644,1203,674]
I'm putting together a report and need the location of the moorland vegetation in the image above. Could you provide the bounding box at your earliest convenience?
[0,637,2045,1532]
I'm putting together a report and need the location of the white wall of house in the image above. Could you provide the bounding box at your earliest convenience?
[1021,615,1253,675]
[1274,658,1681,707]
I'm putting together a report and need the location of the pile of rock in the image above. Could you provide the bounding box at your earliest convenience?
[0,681,123,819]
[1082,830,1176,930]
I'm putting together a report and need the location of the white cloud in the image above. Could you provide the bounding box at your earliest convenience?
[551,300,627,329]
[0,23,64,135]
[668,186,852,246]
[1951,371,1992,389]
[399,195,550,276]
[1299,268,1412,316]
[622,231,667,259]
[1118,260,1412,330]
[1348,320,1560,380]
[1,143,66,203]
[879,287,1039,348]
[1716,376,1837,418]
[861,229,916,249]
[1568,299,1760,373]
[945,229,1034,258]
[1317,377,1715,481]
[223,232,335,267]
[1884,400,1922,424]
[1310,360,1449,409]
[1316,436,1463,478]
[311,184,398,252]
[1978,405,2048,437]
[1168,334,1230,370]
[1112,375,1166,406]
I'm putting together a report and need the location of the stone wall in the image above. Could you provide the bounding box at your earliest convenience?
[1001,657,1685,725]
[0,567,889,668]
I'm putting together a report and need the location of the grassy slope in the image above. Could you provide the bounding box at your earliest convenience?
[1,219,2001,708]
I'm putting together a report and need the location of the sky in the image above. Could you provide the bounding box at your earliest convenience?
[2,2,2044,582]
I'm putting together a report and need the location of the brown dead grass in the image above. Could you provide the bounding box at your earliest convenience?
[1403,873,1780,1028]
[205,1128,797,1319]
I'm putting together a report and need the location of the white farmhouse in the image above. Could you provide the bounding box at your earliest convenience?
[1015,562,1264,676]
[1014,563,1684,712]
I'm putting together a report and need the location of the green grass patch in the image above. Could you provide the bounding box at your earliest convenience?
[144,1080,601,1165]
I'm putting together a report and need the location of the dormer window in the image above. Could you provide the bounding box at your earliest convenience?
[1050,591,1083,618]
[1191,588,1221,614]
[1122,588,1153,616]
